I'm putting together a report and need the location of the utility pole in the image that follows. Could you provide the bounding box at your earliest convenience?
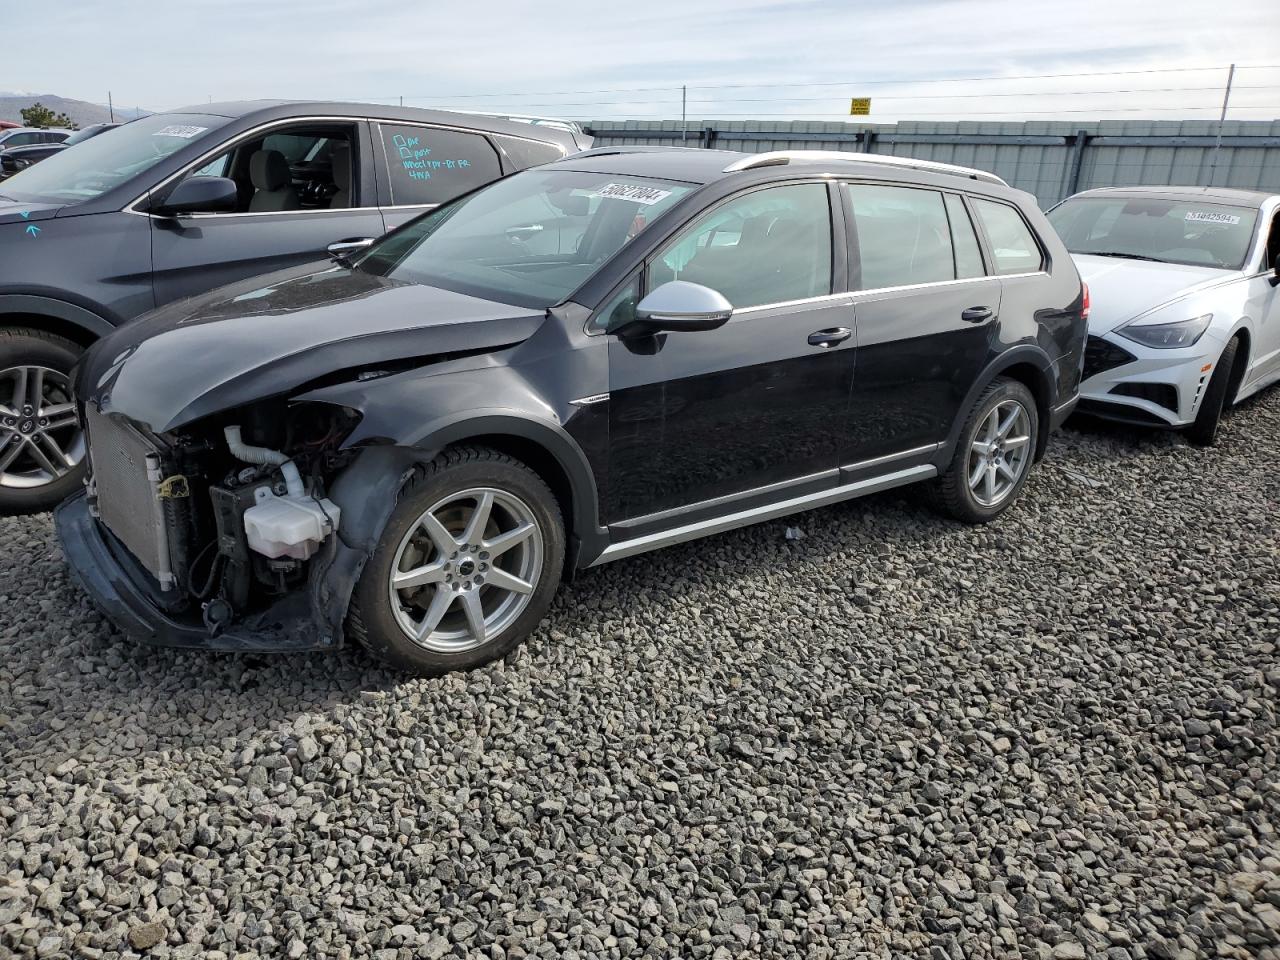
[107,91,114,122]
[681,85,687,143]
[1208,63,1235,187]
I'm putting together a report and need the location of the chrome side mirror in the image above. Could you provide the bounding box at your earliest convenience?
[632,281,733,333]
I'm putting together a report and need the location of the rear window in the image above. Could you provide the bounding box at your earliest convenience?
[845,183,956,290]
[378,124,503,206]
[972,199,1044,275]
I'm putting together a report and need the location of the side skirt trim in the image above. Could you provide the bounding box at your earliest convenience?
[589,463,936,566]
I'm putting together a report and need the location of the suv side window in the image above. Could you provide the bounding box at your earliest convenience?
[972,198,1045,275]
[650,183,833,309]
[846,183,955,290]
[168,123,358,213]
[945,193,985,279]
[378,124,502,206]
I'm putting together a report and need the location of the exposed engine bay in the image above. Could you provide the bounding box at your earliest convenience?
[84,401,361,638]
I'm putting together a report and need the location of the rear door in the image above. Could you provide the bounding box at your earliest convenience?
[372,122,506,232]
[842,183,1003,466]
[149,120,384,306]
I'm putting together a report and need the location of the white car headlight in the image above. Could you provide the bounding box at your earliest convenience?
[1118,313,1213,349]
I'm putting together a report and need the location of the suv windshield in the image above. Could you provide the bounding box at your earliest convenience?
[1048,196,1259,270]
[358,169,694,307]
[0,113,229,205]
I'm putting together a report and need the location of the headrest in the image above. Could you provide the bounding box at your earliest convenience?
[250,150,291,191]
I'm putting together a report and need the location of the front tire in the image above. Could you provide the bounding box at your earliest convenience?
[1185,336,1240,447]
[928,377,1039,524]
[348,446,565,675]
[0,328,87,516]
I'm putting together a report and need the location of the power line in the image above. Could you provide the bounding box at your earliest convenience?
[685,86,1262,105]
[354,64,1266,104]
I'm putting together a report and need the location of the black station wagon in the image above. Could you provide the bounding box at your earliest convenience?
[57,147,1087,675]
[0,101,586,513]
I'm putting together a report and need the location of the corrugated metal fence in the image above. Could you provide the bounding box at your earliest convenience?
[585,119,1280,208]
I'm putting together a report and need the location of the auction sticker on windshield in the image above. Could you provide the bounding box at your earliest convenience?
[593,183,673,205]
[1185,210,1242,225]
[153,125,208,139]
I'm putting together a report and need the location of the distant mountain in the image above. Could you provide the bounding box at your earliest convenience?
[0,94,151,129]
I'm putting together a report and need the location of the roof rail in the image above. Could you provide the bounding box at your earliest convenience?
[722,150,1007,186]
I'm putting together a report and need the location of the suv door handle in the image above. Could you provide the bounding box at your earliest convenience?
[961,306,994,323]
[807,327,852,348]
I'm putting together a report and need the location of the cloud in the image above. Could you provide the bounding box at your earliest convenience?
[2,0,1277,121]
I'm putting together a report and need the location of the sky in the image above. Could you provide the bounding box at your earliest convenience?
[4,0,1280,123]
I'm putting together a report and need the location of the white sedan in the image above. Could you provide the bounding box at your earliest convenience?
[1047,186,1280,444]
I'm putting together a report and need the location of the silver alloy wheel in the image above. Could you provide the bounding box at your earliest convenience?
[0,365,84,490]
[387,487,544,653]
[967,399,1032,508]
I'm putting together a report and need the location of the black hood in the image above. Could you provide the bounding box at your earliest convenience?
[78,263,546,432]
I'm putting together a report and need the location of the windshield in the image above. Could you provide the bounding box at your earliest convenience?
[0,113,229,205]
[1048,196,1259,270]
[358,169,695,308]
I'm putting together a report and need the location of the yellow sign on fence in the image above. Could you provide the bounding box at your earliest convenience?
[849,98,871,116]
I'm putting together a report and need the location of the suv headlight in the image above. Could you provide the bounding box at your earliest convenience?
[1118,313,1212,349]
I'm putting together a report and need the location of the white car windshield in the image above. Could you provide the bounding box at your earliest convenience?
[358,169,694,308]
[1048,196,1258,270]
[0,113,229,205]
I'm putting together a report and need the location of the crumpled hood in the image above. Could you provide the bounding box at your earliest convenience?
[79,263,546,432]
[1073,254,1241,334]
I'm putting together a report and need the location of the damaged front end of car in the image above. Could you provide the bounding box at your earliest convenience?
[54,263,550,651]
[57,397,427,651]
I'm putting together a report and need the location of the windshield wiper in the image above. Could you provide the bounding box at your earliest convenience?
[1081,250,1164,263]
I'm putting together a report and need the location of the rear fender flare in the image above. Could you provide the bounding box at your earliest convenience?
[939,345,1057,463]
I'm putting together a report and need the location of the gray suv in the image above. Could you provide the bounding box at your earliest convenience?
[0,101,588,513]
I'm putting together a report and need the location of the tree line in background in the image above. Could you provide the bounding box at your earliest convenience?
[20,102,77,130]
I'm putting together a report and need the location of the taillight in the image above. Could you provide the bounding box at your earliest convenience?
[1081,282,1091,321]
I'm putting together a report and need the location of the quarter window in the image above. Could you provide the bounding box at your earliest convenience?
[846,183,954,289]
[379,124,502,206]
[650,183,833,309]
[945,194,985,279]
[972,198,1044,275]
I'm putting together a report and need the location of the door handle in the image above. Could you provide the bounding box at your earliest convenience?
[961,306,994,323]
[807,327,853,348]
[327,237,376,261]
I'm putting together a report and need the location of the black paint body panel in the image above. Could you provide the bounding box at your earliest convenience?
[62,149,1086,651]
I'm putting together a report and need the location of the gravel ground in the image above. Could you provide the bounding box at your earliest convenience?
[3,394,1279,960]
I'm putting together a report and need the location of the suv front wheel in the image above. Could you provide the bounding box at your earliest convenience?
[929,376,1039,524]
[0,328,86,515]
[349,445,565,675]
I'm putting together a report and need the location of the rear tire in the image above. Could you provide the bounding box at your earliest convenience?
[927,377,1039,524]
[0,327,87,516]
[1185,336,1240,447]
[348,445,565,676]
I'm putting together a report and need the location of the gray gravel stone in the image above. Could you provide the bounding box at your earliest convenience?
[3,397,1280,958]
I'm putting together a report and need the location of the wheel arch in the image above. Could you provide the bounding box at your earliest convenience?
[1223,323,1252,405]
[942,346,1056,463]
[0,295,114,348]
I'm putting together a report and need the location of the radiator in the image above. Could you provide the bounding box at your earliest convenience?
[85,406,176,590]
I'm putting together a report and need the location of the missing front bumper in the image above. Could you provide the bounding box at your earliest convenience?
[55,492,339,652]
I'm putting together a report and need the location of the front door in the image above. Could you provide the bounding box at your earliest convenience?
[842,184,1006,463]
[150,121,385,306]
[605,181,857,525]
